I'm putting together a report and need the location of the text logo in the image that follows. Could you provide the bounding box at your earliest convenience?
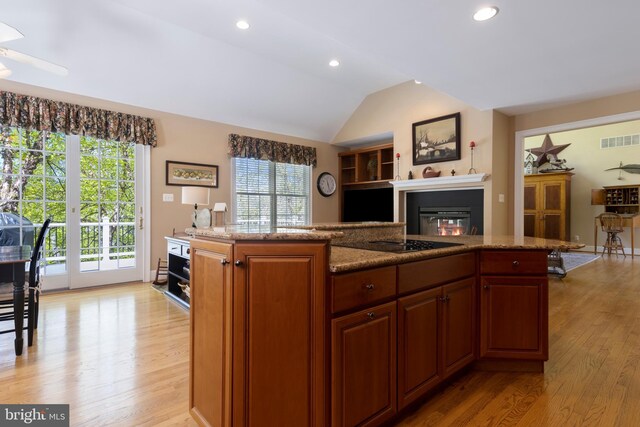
[0,405,69,426]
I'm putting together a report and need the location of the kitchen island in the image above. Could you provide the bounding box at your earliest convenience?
[186,224,577,427]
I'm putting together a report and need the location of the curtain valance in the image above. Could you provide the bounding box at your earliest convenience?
[0,90,157,147]
[228,133,317,167]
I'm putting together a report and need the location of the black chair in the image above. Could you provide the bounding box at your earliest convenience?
[0,218,51,347]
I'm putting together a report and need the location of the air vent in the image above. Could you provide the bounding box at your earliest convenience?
[601,134,640,149]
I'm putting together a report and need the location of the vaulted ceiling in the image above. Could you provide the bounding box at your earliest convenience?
[2,0,640,142]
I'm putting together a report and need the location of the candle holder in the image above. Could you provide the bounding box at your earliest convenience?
[395,153,401,180]
[468,141,477,174]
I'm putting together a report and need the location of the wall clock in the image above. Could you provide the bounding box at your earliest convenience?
[317,172,337,197]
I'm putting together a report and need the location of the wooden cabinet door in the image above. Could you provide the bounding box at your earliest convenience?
[441,277,476,378]
[233,242,328,427]
[541,182,564,240]
[523,183,539,237]
[397,287,441,409]
[189,239,233,427]
[332,302,397,427]
[480,276,548,360]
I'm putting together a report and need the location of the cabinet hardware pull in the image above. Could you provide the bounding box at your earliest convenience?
[512,260,519,267]
[445,295,450,302]
[364,283,375,291]
[235,260,243,266]
[366,312,376,320]
[186,248,190,255]
[221,259,229,265]
[483,285,489,290]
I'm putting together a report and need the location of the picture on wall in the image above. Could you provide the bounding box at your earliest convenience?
[412,112,461,165]
[166,161,219,187]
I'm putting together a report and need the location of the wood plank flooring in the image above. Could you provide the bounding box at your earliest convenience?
[0,283,196,426]
[0,254,637,426]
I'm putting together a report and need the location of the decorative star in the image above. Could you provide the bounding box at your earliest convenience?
[526,134,571,167]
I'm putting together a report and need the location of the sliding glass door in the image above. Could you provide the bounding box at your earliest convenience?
[0,126,145,290]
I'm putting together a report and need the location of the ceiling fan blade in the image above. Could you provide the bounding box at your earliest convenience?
[0,22,24,43]
[0,61,11,79]
[0,47,68,76]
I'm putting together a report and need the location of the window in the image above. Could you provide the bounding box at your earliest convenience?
[233,158,310,226]
[601,134,640,149]
[0,125,143,288]
[0,128,67,272]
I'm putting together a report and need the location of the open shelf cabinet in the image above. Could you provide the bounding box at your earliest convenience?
[338,143,395,185]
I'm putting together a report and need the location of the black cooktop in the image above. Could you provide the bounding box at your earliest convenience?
[333,239,463,254]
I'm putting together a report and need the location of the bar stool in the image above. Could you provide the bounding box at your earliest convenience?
[599,213,626,257]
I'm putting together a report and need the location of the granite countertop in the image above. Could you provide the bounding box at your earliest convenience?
[287,222,405,230]
[329,235,584,273]
[186,224,583,273]
[186,225,342,241]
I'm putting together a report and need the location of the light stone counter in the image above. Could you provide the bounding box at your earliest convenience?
[285,222,404,243]
[187,225,342,241]
[329,235,584,273]
[187,224,583,273]
[289,222,404,230]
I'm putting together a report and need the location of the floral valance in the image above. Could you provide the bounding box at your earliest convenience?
[0,90,157,147]
[228,133,317,167]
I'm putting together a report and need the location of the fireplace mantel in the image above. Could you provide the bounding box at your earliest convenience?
[390,173,489,191]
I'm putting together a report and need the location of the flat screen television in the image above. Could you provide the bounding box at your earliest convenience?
[342,187,393,222]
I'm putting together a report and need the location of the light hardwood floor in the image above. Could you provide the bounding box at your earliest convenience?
[0,254,638,426]
[0,283,196,426]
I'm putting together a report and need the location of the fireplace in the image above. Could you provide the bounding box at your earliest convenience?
[419,207,472,236]
[406,189,483,236]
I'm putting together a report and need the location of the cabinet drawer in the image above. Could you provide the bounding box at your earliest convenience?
[331,266,396,313]
[480,250,547,275]
[168,240,190,258]
[168,242,183,256]
[398,252,475,295]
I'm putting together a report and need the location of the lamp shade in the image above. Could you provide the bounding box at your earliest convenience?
[182,187,209,206]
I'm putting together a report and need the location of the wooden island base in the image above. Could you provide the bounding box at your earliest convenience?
[189,236,550,427]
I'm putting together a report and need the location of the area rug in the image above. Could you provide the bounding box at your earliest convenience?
[562,251,601,272]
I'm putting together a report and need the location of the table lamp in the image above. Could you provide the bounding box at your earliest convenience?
[182,187,210,228]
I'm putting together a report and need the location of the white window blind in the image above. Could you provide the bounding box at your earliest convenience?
[233,158,310,226]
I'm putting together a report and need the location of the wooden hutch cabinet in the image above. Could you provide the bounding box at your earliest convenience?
[524,172,573,241]
[592,184,640,215]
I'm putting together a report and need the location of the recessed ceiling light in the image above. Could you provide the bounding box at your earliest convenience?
[236,20,250,30]
[329,59,340,67]
[414,80,422,85]
[473,6,499,21]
